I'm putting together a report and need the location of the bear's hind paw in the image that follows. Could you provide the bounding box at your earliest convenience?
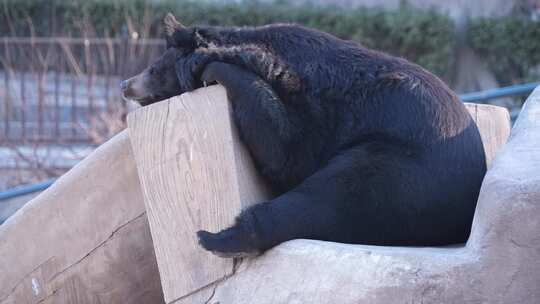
[196,229,261,259]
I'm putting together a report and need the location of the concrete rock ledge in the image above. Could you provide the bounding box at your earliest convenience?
[179,87,540,304]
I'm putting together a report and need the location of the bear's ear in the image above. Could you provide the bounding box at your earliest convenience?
[164,13,185,36]
[164,13,195,49]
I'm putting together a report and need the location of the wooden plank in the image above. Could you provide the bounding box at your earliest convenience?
[0,131,164,304]
[464,103,511,168]
[127,85,272,303]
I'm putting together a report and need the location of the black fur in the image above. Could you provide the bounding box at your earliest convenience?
[135,22,486,256]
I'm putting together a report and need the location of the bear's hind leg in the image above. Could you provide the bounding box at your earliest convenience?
[196,144,395,257]
[197,141,443,257]
[197,190,346,258]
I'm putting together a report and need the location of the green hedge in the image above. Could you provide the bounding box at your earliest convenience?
[1,0,455,82]
[468,16,540,85]
[3,0,540,86]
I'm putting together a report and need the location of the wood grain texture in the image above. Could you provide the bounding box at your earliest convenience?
[127,85,272,303]
[464,103,511,168]
[0,131,164,304]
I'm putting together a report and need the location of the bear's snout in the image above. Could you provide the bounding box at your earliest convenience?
[120,74,149,103]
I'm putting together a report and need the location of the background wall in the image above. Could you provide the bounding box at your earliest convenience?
[293,0,517,17]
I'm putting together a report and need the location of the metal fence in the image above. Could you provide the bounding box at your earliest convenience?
[0,37,165,144]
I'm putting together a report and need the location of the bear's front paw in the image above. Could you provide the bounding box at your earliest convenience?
[200,62,249,87]
[196,228,261,258]
[200,62,226,85]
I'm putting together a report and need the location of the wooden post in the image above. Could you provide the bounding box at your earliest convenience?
[464,103,511,168]
[127,85,272,303]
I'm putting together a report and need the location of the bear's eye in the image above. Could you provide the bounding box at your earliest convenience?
[149,67,156,75]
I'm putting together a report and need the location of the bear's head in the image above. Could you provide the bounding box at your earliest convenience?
[120,13,199,106]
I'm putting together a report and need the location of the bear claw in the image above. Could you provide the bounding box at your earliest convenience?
[196,229,260,258]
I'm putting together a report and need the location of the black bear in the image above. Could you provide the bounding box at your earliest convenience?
[121,13,486,257]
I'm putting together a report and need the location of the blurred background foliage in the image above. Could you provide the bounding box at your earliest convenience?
[2,0,537,86]
[468,16,540,85]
